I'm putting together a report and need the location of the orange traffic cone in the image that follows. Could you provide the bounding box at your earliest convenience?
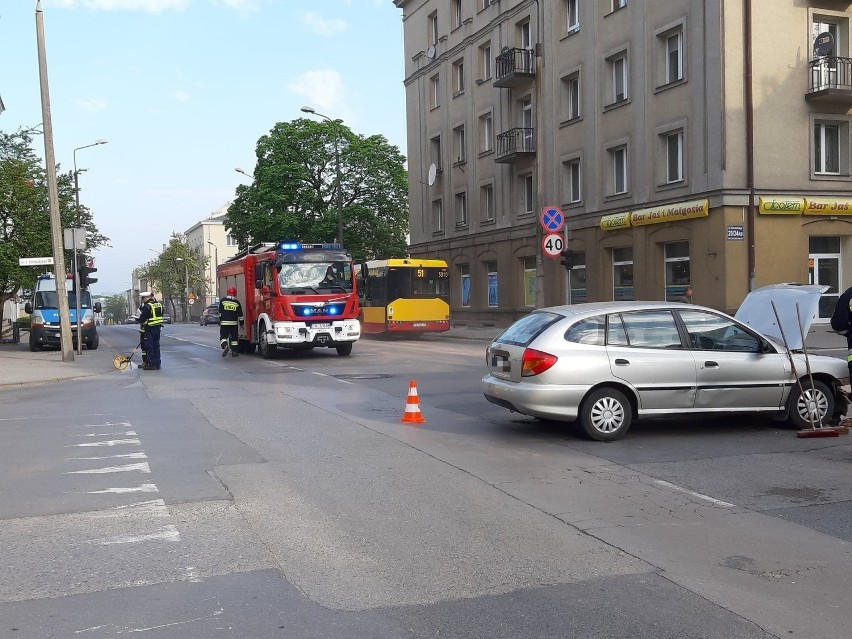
[401,379,426,424]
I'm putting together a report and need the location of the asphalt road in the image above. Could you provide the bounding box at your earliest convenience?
[0,324,849,638]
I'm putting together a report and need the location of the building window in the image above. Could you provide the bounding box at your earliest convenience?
[432,199,444,233]
[226,234,237,247]
[481,183,495,221]
[567,251,586,304]
[453,59,465,96]
[815,122,841,174]
[520,174,534,214]
[523,257,536,307]
[561,72,581,122]
[455,191,467,227]
[564,158,581,204]
[607,53,628,104]
[519,19,532,50]
[429,11,438,45]
[430,135,442,173]
[460,264,471,307]
[608,144,628,195]
[453,125,466,164]
[665,130,684,183]
[480,42,492,80]
[486,261,498,307]
[664,242,690,301]
[430,75,440,109]
[452,0,462,29]
[665,31,683,84]
[479,112,493,153]
[566,0,579,33]
[612,247,633,301]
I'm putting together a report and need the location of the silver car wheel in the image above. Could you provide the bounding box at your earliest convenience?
[793,384,829,426]
[580,388,632,442]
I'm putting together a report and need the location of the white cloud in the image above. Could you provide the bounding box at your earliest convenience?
[299,10,347,37]
[174,90,190,103]
[77,97,108,112]
[286,69,346,115]
[215,0,261,12]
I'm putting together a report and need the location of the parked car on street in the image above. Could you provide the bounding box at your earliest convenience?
[200,304,220,326]
[482,284,849,441]
[163,313,172,324]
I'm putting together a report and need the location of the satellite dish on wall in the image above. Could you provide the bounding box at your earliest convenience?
[427,163,438,186]
[814,31,835,57]
[426,45,436,59]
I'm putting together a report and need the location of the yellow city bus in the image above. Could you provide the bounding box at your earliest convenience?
[358,258,450,335]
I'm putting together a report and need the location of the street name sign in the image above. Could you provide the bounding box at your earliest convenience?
[19,257,55,266]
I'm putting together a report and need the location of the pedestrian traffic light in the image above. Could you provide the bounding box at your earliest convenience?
[77,254,98,289]
[560,249,574,270]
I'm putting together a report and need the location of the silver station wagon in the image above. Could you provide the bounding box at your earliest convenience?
[483,285,849,441]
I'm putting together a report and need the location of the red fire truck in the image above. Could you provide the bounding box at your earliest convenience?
[216,241,361,357]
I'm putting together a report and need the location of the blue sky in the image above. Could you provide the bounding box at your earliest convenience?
[1,0,406,294]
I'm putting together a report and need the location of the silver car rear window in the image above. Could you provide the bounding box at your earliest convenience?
[565,315,605,345]
[494,312,562,346]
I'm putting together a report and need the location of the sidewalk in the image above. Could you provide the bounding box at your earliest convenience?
[0,324,847,389]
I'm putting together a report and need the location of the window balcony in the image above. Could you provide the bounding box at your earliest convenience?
[493,47,535,88]
[807,56,852,104]
[495,128,535,163]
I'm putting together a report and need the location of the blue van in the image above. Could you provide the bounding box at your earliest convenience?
[24,274,102,351]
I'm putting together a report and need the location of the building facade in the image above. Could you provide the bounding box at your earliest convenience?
[185,206,240,309]
[394,0,852,326]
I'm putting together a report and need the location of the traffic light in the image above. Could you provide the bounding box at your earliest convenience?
[560,249,574,270]
[76,254,98,289]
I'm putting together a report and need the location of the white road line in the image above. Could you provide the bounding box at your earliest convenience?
[77,422,132,429]
[87,524,180,545]
[86,484,159,494]
[66,462,151,475]
[66,439,141,448]
[80,431,137,437]
[70,452,147,461]
[654,479,736,508]
[86,499,169,518]
[166,335,218,350]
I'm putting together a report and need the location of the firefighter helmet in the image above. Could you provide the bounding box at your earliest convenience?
[227,287,237,296]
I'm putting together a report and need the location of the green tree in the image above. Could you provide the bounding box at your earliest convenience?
[145,233,207,322]
[227,118,409,261]
[0,128,110,329]
[103,293,129,323]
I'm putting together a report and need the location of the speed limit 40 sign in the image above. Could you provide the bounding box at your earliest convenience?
[542,232,564,257]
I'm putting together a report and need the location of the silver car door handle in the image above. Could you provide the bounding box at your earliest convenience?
[704,361,719,368]
[614,358,629,366]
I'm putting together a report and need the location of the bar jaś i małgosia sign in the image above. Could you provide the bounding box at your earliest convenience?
[600,199,709,230]
[758,196,852,215]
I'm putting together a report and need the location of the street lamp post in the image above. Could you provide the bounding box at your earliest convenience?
[175,257,190,323]
[300,106,344,246]
[206,240,218,304]
[72,138,107,354]
[234,167,253,180]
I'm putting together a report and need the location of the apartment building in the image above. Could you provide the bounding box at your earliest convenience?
[184,206,240,309]
[394,0,852,325]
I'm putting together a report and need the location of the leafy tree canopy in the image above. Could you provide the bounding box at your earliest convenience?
[227,118,409,262]
[0,128,110,327]
[139,233,208,322]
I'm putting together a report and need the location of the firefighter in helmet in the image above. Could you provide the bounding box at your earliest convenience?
[218,286,244,357]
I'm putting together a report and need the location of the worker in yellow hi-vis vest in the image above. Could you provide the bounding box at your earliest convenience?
[218,287,244,357]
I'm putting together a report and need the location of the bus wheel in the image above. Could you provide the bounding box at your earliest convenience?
[259,326,277,359]
[336,343,353,356]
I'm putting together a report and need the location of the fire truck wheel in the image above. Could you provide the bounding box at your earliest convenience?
[336,343,353,356]
[259,327,277,359]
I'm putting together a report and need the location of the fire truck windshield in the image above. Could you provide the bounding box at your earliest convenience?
[278,261,353,293]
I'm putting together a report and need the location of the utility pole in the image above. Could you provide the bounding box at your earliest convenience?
[36,0,73,361]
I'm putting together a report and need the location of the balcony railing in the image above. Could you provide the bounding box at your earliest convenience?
[807,56,852,103]
[495,127,535,163]
[494,47,535,88]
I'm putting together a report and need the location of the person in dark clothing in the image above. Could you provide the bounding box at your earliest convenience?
[138,293,150,367]
[138,293,164,370]
[830,286,852,380]
[676,285,694,304]
[218,287,244,357]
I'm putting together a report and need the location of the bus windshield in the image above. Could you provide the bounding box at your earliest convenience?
[388,266,450,300]
[278,261,353,293]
